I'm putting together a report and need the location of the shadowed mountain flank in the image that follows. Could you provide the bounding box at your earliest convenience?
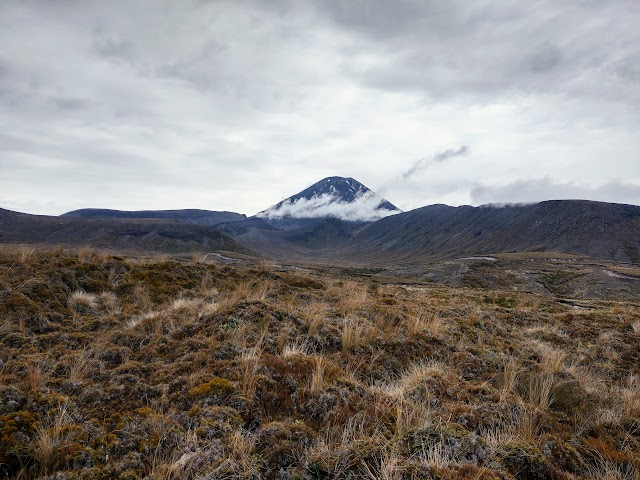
[336,200,640,263]
[0,208,251,255]
[62,208,246,227]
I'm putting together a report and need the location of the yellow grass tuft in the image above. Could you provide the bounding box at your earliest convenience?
[281,340,311,357]
[2,244,37,263]
[539,346,567,374]
[68,350,95,383]
[33,403,75,475]
[336,281,369,315]
[500,356,522,403]
[620,374,640,418]
[304,301,327,337]
[67,290,98,315]
[341,315,371,352]
[309,356,327,394]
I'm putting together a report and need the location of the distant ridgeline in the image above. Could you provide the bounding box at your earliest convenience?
[1,177,640,263]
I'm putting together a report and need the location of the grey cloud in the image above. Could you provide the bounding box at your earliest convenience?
[0,1,639,215]
[93,37,135,61]
[402,146,469,180]
[320,1,640,103]
[0,60,8,78]
[470,178,640,206]
[50,97,89,111]
[526,43,563,74]
[318,1,457,39]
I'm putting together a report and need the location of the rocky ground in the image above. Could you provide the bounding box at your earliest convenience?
[0,245,639,479]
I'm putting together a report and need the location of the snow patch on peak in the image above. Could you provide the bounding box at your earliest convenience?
[257,190,401,222]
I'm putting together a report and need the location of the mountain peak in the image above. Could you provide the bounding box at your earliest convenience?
[256,176,401,223]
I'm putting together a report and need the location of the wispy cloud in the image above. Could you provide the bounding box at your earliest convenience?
[257,191,401,222]
[402,145,470,180]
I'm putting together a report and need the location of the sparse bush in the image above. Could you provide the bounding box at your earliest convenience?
[189,377,235,399]
[499,442,554,480]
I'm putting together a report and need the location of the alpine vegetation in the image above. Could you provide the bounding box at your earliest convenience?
[1,246,638,479]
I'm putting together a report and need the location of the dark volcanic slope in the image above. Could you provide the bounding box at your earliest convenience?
[6,199,640,264]
[0,208,250,254]
[339,200,640,263]
[63,208,246,227]
[273,176,399,211]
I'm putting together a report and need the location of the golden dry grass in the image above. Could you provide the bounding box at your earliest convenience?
[0,246,638,479]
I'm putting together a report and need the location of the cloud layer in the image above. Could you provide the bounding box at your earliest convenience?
[0,1,639,214]
[257,191,401,222]
[471,178,640,206]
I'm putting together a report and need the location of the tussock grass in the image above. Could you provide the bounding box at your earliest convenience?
[67,290,98,315]
[239,347,262,399]
[416,439,459,469]
[587,458,639,480]
[309,356,327,393]
[480,424,518,449]
[33,403,76,476]
[1,247,638,479]
[500,356,522,403]
[2,244,37,263]
[26,361,47,391]
[281,340,311,357]
[526,373,557,411]
[407,311,447,338]
[341,315,371,352]
[303,300,327,337]
[335,280,370,315]
[619,374,640,417]
[397,360,450,393]
[67,349,95,383]
[539,346,567,374]
[255,259,275,273]
[394,393,434,437]
[98,291,121,316]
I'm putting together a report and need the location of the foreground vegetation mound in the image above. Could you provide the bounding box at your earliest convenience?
[0,245,639,479]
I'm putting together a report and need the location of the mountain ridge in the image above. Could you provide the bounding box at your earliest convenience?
[336,199,640,263]
[3,178,640,264]
[0,207,251,255]
[62,208,246,227]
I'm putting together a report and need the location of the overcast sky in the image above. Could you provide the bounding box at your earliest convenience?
[1,0,639,216]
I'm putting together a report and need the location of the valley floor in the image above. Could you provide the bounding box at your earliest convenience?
[0,245,639,479]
